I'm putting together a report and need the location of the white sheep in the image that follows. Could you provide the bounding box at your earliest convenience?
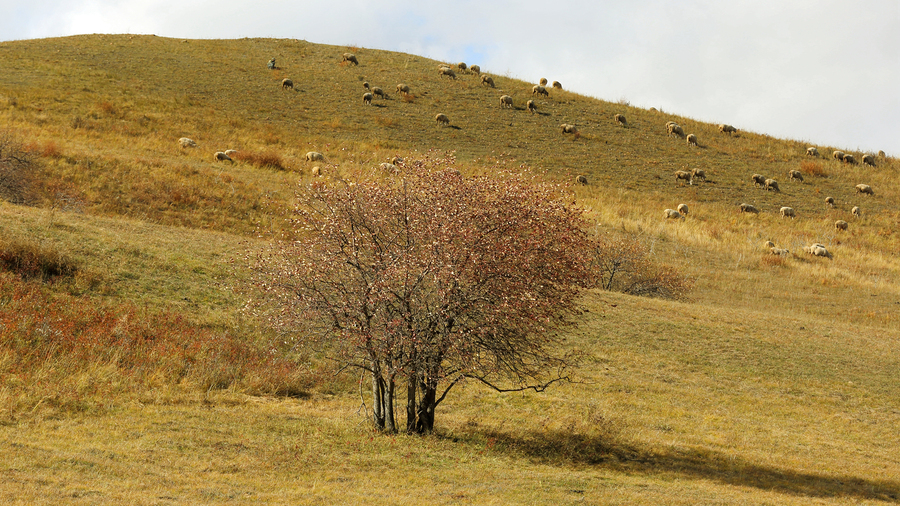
[667,123,685,137]
[674,171,692,186]
[469,65,480,74]
[789,170,804,182]
[363,82,370,90]
[807,147,819,157]
[803,243,832,259]
[560,124,578,134]
[282,78,293,90]
[614,114,626,126]
[532,85,549,97]
[214,151,233,163]
[862,154,875,166]
[396,83,411,96]
[686,133,698,147]
[780,207,796,219]
[664,209,684,220]
[499,95,514,109]
[764,240,775,249]
[677,203,689,215]
[855,184,874,196]
[718,124,737,134]
[372,87,386,99]
[391,156,403,165]
[691,168,706,181]
[342,53,359,65]
[751,174,767,187]
[833,150,845,161]
[539,78,548,86]
[552,81,562,89]
[770,247,790,256]
[740,203,759,214]
[178,137,197,148]
[825,196,835,207]
[363,92,373,105]
[379,162,398,172]
[224,149,238,157]
[575,174,588,185]
[765,179,780,192]
[439,67,457,79]
[306,151,326,162]
[481,75,495,87]
[311,166,321,177]
[834,220,848,231]
[526,100,536,114]
[852,206,861,217]
[435,113,450,126]
[843,154,857,164]
[457,62,467,72]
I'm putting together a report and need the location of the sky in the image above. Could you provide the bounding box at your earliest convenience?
[2,0,898,155]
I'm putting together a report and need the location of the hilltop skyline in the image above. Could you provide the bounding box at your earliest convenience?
[2,0,898,155]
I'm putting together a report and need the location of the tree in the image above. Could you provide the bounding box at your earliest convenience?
[591,233,694,300]
[247,157,593,433]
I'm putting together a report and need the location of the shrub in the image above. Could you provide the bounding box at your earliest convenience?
[232,150,287,170]
[800,160,827,178]
[590,234,694,300]
[0,128,37,204]
[0,237,79,282]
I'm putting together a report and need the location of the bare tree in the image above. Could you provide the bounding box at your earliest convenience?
[246,157,594,433]
[0,129,36,205]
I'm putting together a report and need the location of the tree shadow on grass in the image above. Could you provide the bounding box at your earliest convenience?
[454,427,900,503]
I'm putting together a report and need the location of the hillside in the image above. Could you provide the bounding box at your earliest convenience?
[1,35,899,505]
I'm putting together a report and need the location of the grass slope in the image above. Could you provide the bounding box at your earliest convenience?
[1,35,898,505]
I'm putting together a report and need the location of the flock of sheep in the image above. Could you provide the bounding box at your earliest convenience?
[179,51,889,263]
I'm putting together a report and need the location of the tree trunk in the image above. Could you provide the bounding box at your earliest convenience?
[384,377,396,433]
[406,376,418,433]
[414,380,437,434]
[372,372,385,430]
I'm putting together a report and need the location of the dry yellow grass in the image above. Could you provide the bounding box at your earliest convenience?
[0,35,898,504]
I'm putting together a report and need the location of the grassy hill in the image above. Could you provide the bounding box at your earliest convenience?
[1,35,898,505]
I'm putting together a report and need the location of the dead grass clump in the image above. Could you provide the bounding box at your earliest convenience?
[401,94,417,103]
[376,116,398,128]
[0,128,37,204]
[233,150,288,170]
[0,237,79,282]
[800,160,827,178]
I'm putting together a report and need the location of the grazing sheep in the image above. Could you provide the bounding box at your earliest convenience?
[751,174,767,188]
[833,150,845,161]
[765,179,780,192]
[306,151,325,162]
[878,150,886,158]
[667,123,685,137]
[691,168,706,181]
[539,78,548,86]
[439,67,457,79]
[843,154,857,164]
[396,83,410,96]
[803,243,832,259]
[282,78,293,90]
[770,248,790,256]
[532,85,549,97]
[686,133,698,146]
[780,207,796,219]
[499,95,514,109]
[825,196,835,207]
[789,169,804,182]
[178,137,197,148]
[575,174,588,185]
[718,124,737,134]
[807,147,819,157]
[526,100,536,114]
[311,166,321,177]
[614,114,627,126]
[391,156,403,165]
[342,53,359,65]
[852,206,861,217]
[664,209,685,220]
[470,65,480,74]
[363,81,370,90]
[435,113,450,126]
[560,124,579,134]
[214,151,233,163]
[372,87,386,99]
[224,149,238,157]
[835,220,848,231]
[480,75,495,87]
[764,241,775,249]
[674,171,693,186]
[363,92,373,105]
[552,81,562,89]
[862,154,875,166]
[855,184,873,196]
[677,203,689,215]
[740,203,760,214]
[379,162,398,172]
[457,62,467,71]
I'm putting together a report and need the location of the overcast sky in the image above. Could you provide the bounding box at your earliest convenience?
[3,1,898,155]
